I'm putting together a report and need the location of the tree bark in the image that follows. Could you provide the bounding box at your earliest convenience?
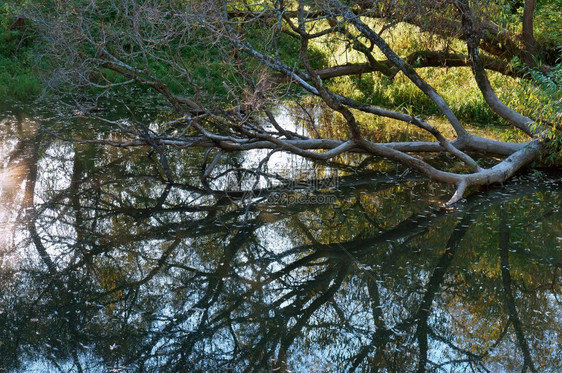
[522,0,537,65]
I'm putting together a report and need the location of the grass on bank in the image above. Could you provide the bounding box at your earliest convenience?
[1,3,559,137]
[0,4,41,100]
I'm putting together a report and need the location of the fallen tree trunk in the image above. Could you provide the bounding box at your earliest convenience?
[25,0,559,205]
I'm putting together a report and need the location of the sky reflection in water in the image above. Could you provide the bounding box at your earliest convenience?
[0,104,561,372]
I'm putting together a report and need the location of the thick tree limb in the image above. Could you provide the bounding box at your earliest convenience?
[456,1,535,136]
[272,51,525,84]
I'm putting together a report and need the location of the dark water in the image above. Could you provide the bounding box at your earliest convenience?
[0,103,561,372]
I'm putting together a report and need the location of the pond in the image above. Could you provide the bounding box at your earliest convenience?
[0,101,561,372]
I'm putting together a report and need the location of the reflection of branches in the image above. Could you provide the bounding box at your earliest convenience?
[499,210,537,373]
[348,274,391,371]
[275,263,349,371]
[18,135,87,373]
[3,112,561,372]
[414,211,474,372]
[123,223,258,371]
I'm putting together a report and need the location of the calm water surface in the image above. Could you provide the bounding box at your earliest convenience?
[0,102,561,372]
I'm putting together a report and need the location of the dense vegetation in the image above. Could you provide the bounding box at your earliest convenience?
[1,2,559,120]
[0,3,41,99]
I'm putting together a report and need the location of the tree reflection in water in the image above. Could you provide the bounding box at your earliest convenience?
[0,107,561,372]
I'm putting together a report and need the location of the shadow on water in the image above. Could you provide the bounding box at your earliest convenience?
[0,103,561,372]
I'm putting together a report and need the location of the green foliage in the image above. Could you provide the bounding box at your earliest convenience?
[508,61,562,164]
[0,4,40,100]
[532,0,562,46]
[477,57,562,162]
